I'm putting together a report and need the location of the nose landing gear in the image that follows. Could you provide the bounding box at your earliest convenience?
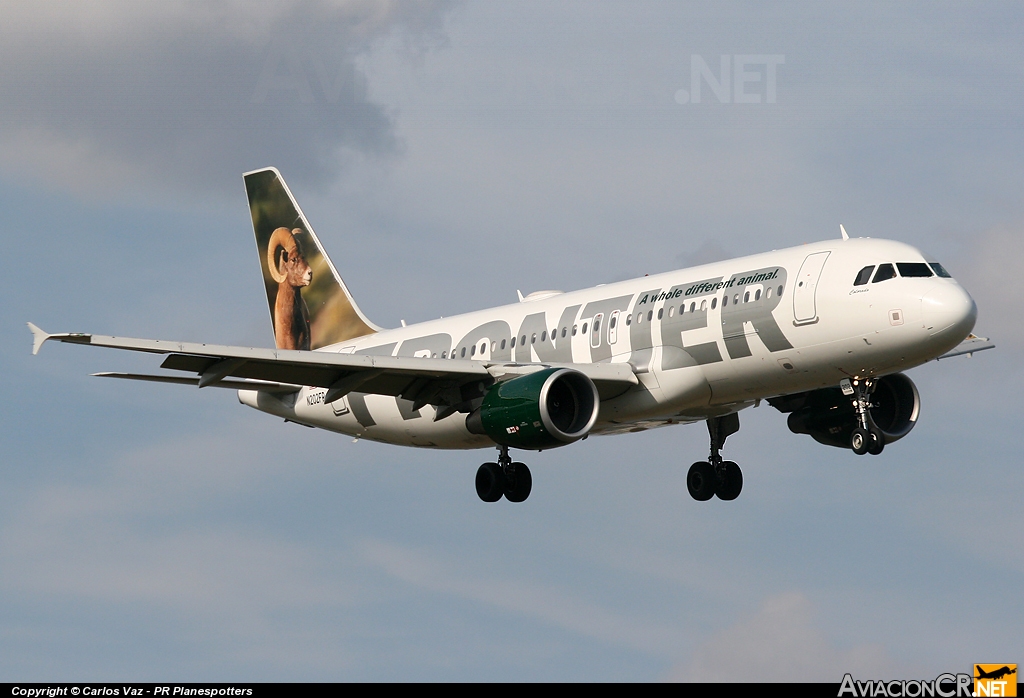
[687,413,744,501]
[476,445,532,503]
[847,378,884,456]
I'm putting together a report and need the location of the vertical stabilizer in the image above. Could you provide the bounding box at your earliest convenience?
[244,167,378,350]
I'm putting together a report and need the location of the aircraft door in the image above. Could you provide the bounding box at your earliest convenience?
[591,313,604,349]
[793,251,831,325]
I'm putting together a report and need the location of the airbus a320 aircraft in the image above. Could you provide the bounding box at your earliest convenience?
[29,168,991,503]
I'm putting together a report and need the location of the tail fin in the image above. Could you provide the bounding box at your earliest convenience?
[244,167,378,350]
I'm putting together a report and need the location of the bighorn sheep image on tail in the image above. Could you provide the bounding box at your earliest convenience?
[267,227,312,350]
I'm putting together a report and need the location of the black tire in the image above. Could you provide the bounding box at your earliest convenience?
[504,462,532,502]
[851,427,870,455]
[716,460,743,501]
[475,462,505,502]
[687,461,717,501]
[867,428,885,455]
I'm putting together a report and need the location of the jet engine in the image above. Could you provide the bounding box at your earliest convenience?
[466,367,600,449]
[771,373,920,449]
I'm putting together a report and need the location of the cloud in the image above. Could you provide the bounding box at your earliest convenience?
[666,592,903,682]
[956,224,1024,352]
[359,538,686,656]
[0,0,457,201]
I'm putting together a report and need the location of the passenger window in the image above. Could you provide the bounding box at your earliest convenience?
[929,262,952,278]
[872,263,896,283]
[470,344,476,356]
[711,298,717,309]
[690,302,695,312]
[541,331,546,342]
[441,350,447,359]
[744,292,749,303]
[582,323,588,334]
[625,315,631,326]
[500,340,506,350]
[610,315,617,328]
[854,265,874,286]
[647,310,653,322]
[511,336,516,348]
[700,300,707,311]
[521,335,527,345]
[754,289,761,301]
[777,285,784,296]
[897,262,933,278]
[765,287,772,299]
[657,308,663,319]
[572,325,578,336]
[722,296,728,307]
[562,327,567,337]
[461,347,466,358]
[668,306,674,317]
[531,333,537,344]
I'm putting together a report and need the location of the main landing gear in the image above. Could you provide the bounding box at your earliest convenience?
[847,378,884,456]
[476,445,532,503]
[687,413,743,502]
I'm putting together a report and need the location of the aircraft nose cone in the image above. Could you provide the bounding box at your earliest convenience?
[922,283,977,341]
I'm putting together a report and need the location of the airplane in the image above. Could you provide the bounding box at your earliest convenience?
[28,167,992,503]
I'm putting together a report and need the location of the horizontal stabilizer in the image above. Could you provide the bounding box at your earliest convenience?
[93,372,301,393]
[936,334,995,360]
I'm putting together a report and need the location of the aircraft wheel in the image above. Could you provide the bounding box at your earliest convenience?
[476,462,505,502]
[687,461,717,501]
[504,462,532,503]
[867,428,885,455]
[851,428,870,455]
[716,460,743,501]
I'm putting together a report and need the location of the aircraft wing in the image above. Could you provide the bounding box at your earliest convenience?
[28,324,638,407]
[935,334,995,360]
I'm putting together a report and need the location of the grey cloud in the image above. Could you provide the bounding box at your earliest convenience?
[665,592,905,682]
[0,0,457,200]
[359,538,686,656]
[957,225,1024,352]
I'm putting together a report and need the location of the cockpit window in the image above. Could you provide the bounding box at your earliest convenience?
[853,266,874,286]
[897,262,933,278]
[928,262,952,278]
[872,263,896,283]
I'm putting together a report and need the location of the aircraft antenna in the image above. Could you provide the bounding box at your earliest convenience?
[840,224,849,240]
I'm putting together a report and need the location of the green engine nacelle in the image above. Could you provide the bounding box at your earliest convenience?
[466,368,600,450]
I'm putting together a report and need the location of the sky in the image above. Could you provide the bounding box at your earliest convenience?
[1,0,1022,682]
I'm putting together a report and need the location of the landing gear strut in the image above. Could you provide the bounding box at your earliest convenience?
[847,378,884,456]
[476,445,532,503]
[687,413,743,501]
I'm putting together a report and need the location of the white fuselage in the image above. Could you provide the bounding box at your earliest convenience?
[238,237,977,450]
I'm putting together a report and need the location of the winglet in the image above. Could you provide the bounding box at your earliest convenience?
[840,224,849,240]
[27,322,50,355]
